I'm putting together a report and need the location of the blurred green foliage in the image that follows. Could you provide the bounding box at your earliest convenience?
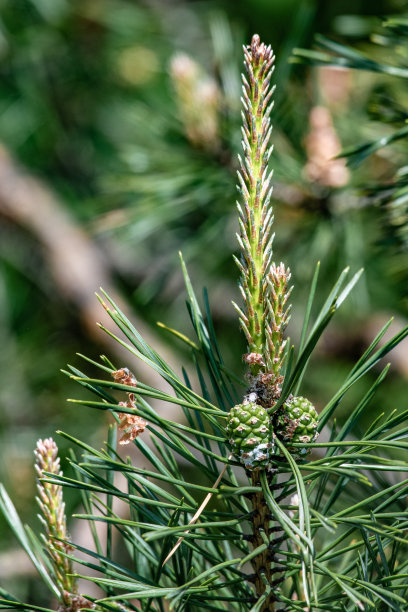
[0,0,407,602]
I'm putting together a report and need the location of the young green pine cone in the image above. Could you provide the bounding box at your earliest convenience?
[274,396,319,455]
[226,402,273,470]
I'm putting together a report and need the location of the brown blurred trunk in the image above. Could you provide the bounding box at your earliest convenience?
[0,144,178,388]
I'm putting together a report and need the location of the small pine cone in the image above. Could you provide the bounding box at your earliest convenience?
[226,402,273,470]
[274,396,319,456]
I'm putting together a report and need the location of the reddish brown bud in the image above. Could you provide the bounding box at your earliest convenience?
[112,367,137,387]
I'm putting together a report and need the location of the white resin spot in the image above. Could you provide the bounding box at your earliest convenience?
[239,442,272,468]
[246,393,258,403]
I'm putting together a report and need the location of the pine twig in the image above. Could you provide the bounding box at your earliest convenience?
[35,438,95,611]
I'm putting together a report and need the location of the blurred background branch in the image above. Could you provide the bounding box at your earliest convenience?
[0,143,177,372]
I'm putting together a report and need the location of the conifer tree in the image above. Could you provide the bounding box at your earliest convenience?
[1,32,408,612]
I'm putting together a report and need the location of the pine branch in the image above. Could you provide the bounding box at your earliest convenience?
[34,438,96,611]
[235,35,292,385]
[1,23,408,612]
